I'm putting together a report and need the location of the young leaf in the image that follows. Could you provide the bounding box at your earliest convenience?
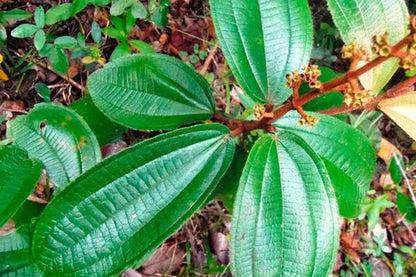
[34,29,46,51]
[2,9,32,22]
[35,82,51,102]
[131,2,147,19]
[91,21,102,44]
[397,192,416,222]
[10,24,39,38]
[49,47,69,74]
[378,91,416,141]
[389,153,404,184]
[109,40,131,61]
[33,124,235,276]
[88,54,216,130]
[326,0,409,94]
[34,6,45,28]
[231,133,339,276]
[110,0,136,16]
[45,0,88,25]
[275,111,377,218]
[7,103,101,192]
[0,24,6,42]
[0,221,43,276]
[54,36,78,48]
[210,0,313,104]
[130,39,155,53]
[0,146,42,228]
[69,94,127,146]
[364,194,394,231]
[151,6,168,27]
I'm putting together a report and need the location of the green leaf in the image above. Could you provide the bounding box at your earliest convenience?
[110,0,136,16]
[69,94,127,146]
[211,146,247,212]
[0,24,6,43]
[88,54,215,130]
[2,9,32,22]
[389,153,404,184]
[45,4,73,25]
[0,221,43,277]
[0,146,42,228]
[33,124,235,276]
[88,0,112,5]
[210,0,313,104]
[363,194,394,231]
[110,40,131,61]
[12,200,45,227]
[7,103,101,192]
[274,111,376,218]
[300,67,344,111]
[38,43,54,58]
[326,0,409,94]
[397,192,416,222]
[91,21,102,44]
[34,29,46,51]
[10,24,38,38]
[54,36,78,48]
[130,39,155,53]
[45,0,88,25]
[35,82,51,102]
[151,6,168,27]
[231,133,339,276]
[131,2,147,19]
[34,6,45,28]
[49,47,69,74]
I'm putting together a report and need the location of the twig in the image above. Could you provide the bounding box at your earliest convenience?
[394,155,416,210]
[36,61,85,92]
[199,41,219,76]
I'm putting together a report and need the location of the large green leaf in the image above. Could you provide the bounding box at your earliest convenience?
[0,146,42,228]
[326,0,408,94]
[231,133,339,276]
[69,94,126,146]
[0,221,42,277]
[210,0,313,104]
[274,111,376,218]
[33,124,235,276]
[7,103,101,193]
[88,54,215,130]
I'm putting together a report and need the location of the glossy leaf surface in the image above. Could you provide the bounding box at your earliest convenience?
[275,111,376,218]
[231,133,339,276]
[327,0,408,94]
[210,0,313,104]
[88,54,215,130]
[0,222,42,277]
[33,124,235,276]
[0,146,42,228]
[7,103,101,192]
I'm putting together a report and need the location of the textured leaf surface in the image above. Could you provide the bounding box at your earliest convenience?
[7,103,101,192]
[231,133,339,276]
[378,91,416,141]
[0,146,42,228]
[0,222,42,277]
[275,111,376,218]
[33,124,235,276]
[88,54,215,130]
[210,0,313,104]
[327,0,408,93]
[69,94,126,146]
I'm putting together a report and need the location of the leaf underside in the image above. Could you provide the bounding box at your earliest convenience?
[33,124,235,277]
[327,0,408,93]
[231,132,339,276]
